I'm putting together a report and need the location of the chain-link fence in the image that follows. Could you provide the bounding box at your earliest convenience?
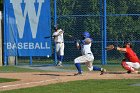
[53,0,140,65]
[4,0,140,66]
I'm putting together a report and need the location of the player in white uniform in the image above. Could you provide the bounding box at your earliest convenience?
[74,31,106,75]
[52,27,64,66]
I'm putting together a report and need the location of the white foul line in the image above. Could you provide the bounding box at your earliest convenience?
[0,78,60,89]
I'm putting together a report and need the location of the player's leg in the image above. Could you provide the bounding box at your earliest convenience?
[56,44,62,66]
[126,62,140,69]
[84,55,95,71]
[121,59,139,73]
[87,63,106,74]
[74,55,88,75]
[85,62,104,72]
[121,60,135,72]
[84,55,106,74]
[85,62,93,71]
[58,43,64,66]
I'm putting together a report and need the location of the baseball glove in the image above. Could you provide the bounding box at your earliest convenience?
[84,38,92,44]
[105,45,114,50]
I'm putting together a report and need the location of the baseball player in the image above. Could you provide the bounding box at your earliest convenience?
[52,26,64,66]
[74,31,106,75]
[112,42,140,74]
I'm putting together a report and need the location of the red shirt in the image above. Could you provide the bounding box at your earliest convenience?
[125,47,140,63]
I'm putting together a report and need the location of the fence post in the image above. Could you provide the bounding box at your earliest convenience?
[102,0,107,65]
[54,0,58,65]
[0,11,2,66]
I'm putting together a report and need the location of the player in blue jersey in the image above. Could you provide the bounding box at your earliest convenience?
[74,31,106,75]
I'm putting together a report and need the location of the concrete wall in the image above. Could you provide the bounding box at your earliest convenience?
[0,11,2,66]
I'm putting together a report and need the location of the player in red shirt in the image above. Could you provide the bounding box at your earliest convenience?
[116,42,140,74]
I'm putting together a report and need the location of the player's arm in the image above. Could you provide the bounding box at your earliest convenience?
[76,40,81,50]
[52,33,58,41]
[52,33,59,37]
[58,30,64,36]
[76,43,80,49]
[106,45,126,53]
[116,47,126,52]
[52,30,64,37]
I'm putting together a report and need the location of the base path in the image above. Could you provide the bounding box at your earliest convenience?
[0,72,140,91]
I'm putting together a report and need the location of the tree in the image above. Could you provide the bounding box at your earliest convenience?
[0,0,2,4]
[0,0,3,11]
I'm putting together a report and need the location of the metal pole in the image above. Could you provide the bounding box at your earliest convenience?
[30,56,32,65]
[103,0,107,65]
[54,0,57,26]
[4,0,8,66]
[99,0,104,65]
[54,0,57,65]
[0,11,2,66]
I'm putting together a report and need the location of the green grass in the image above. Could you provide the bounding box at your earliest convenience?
[0,65,140,93]
[1,79,140,93]
[0,66,46,73]
[0,78,18,83]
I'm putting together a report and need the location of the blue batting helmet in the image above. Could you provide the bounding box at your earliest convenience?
[82,31,90,38]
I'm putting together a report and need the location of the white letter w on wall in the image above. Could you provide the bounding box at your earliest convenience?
[10,0,44,39]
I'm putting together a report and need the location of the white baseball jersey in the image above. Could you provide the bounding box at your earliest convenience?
[81,43,92,55]
[74,38,94,71]
[52,29,64,56]
[52,29,64,43]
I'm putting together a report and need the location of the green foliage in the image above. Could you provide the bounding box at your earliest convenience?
[0,0,2,11]
[106,0,140,41]
[0,0,2,4]
[54,0,140,61]
[55,0,140,42]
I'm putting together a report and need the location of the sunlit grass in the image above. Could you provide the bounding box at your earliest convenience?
[1,79,140,93]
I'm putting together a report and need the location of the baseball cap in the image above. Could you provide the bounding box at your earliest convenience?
[82,31,90,38]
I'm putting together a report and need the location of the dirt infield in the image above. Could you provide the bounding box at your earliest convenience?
[0,72,140,91]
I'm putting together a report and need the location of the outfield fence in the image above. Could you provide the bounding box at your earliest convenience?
[54,0,140,65]
[3,0,140,66]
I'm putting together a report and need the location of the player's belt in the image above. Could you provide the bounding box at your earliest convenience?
[56,42,64,44]
[87,53,92,54]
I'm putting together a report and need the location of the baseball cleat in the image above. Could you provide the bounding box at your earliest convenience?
[100,68,106,75]
[127,70,131,74]
[57,64,63,66]
[74,72,83,76]
[127,70,139,74]
[57,62,63,66]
